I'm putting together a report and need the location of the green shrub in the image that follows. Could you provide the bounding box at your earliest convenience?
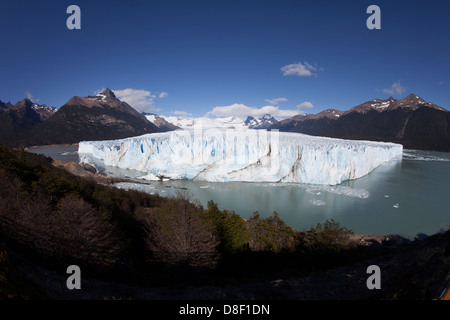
[247,211,296,253]
[203,201,250,254]
[299,218,354,254]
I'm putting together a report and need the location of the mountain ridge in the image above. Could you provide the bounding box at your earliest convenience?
[0,89,160,147]
[244,114,278,129]
[0,98,47,144]
[270,94,450,152]
[1,91,449,152]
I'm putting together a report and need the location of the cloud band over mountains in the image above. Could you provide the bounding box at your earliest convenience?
[205,102,314,120]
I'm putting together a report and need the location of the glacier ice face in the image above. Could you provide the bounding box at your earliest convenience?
[78,129,403,185]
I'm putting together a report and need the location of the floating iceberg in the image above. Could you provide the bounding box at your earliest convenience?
[78,129,403,185]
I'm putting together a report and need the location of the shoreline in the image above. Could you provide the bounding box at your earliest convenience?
[24,143,79,150]
[51,159,154,186]
[52,159,412,245]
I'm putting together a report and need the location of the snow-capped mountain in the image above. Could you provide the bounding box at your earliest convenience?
[0,98,48,146]
[31,103,57,121]
[143,113,179,132]
[347,94,446,114]
[244,114,278,129]
[0,98,57,120]
[270,94,450,152]
[145,114,279,130]
[34,88,159,143]
[0,89,162,147]
[155,115,249,129]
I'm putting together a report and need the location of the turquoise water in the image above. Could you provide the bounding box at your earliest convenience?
[30,146,450,238]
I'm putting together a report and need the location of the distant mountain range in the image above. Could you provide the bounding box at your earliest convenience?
[150,115,249,130]
[270,94,450,152]
[0,89,159,147]
[0,98,58,146]
[0,91,449,152]
[244,114,278,129]
[151,113,279,130]
[142,113,179,132]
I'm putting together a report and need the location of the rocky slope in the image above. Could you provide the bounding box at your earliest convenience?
[270,94,450,152]
[0,89,160,147]
[143,113,179,132]
[0,98,45,145]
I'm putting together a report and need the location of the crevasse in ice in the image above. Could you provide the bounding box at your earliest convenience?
[78,129,403,185]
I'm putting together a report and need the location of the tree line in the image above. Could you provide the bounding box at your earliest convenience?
[0,143,360,287]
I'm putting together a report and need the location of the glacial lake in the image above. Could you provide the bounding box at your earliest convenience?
[29,145,450,239]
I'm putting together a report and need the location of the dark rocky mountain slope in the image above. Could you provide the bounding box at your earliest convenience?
[0,98,44,146]
[0,89,160,147]
[270,94,450,152]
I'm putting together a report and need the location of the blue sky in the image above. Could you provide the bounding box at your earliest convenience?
[1,0,450,119]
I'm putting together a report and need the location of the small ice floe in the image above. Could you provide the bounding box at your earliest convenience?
[138,173,160,181]
[310,199,326,206]
[138,173,171,181]
[384,195,390,198]
[393,203,399,209]
[402,151,450,162]
[306,185,370,199]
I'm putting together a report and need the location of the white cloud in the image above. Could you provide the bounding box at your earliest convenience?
[296,101,314,110]
[173,110,192,116]
[93,88,106,95]
[382,81,406,96]
[113,88,156,112]
[281,61,319,77]
[25,91,39,102]
[205,103,301,121]
[159,92,168,99]
[265,97,288,105]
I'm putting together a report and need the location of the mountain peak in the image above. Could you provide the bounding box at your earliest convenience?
[244,115,257,125]
[0,100,14,110]
[243,114,278,129]
[261,114,274,120]
[100,88,116,98]
[404,93,422,101]
[348,93,440,114]
[81,88,120,105]
[63,89,152,123]
[13,98,34,110]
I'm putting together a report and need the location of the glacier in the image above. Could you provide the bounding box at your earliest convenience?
[78,129,403,185]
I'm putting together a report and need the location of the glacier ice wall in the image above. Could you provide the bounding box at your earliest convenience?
[78,129,403,185]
